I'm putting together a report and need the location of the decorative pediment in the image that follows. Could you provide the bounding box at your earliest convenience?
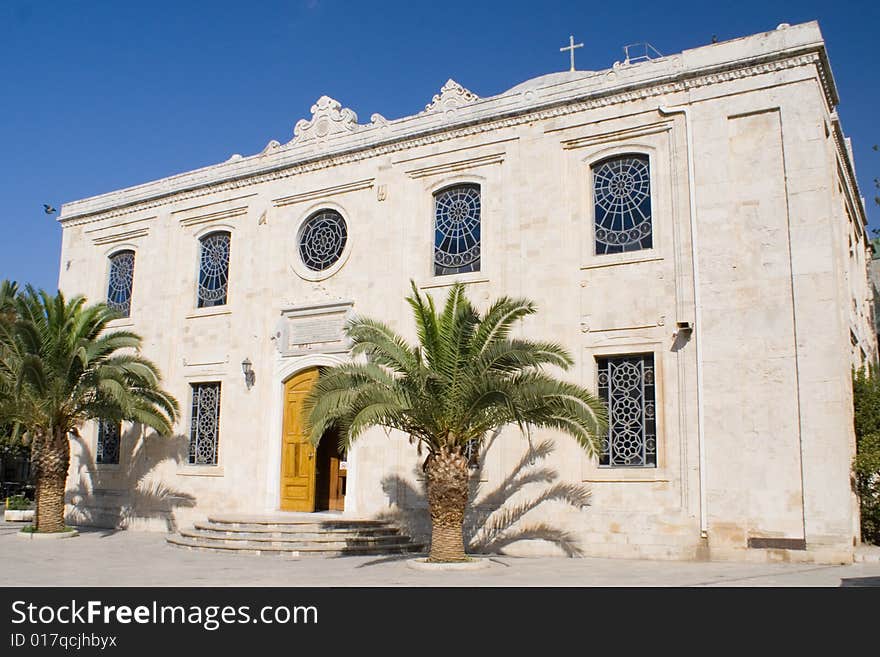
[423,79,479,114]
[292,96,360,145]
[261,139,281,155]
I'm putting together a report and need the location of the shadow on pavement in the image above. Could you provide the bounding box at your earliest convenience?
[839,576,880,587]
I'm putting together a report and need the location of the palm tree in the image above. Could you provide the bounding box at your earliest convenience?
[0,286,178,533]
[0,281,23,480]
[0,280,18,317]
[305,282,607,562]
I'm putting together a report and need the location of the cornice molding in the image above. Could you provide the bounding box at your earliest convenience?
[172,193,257,217]
[91,227,150,246]
[178,205,248,227]
[405,152,504,179]
[83,215,156,234]
[272,178,374,208]
[391,136,518,166]
[59,47,831,227]
[560,121,672,150]
[172,193,255,227]
[830,114,868,228]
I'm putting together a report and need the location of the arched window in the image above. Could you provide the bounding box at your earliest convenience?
[592,154,652,255]
[299,209,348,272]
[197,232,230,308]
[433,184,481,276]
[107,250,135,318]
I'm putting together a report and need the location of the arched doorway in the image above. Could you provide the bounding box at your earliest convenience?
[279,367,346,512]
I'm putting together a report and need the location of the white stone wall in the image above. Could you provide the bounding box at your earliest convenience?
[57,21,872,562]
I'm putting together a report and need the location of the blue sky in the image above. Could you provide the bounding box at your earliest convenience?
[1,0,877,291]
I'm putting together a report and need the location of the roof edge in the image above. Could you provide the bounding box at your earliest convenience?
[59,21,835,225]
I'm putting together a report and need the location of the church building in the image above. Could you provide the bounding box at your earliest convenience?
[57,21,875,563]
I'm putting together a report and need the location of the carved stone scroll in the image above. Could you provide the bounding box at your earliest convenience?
[292,96,360,145]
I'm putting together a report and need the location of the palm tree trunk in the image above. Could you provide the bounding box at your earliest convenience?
[32,429,70,533]
[425,447,469,562]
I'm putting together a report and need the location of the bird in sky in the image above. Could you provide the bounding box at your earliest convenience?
[43,204,56,214]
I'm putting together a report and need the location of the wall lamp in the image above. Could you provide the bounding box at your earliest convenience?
[675,320,694,339]
[241,358,255,390]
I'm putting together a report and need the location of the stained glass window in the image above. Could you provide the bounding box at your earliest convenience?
[593,155,652,254]
[107,250,135,317]
[434,184,481,276]
[96,420,120,465]
[299,210,348,272]
[197,232,230,308]
[597,354,656,467]
[189,382,221,465]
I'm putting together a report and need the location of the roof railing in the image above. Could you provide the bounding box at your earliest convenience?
[622,42,664,65]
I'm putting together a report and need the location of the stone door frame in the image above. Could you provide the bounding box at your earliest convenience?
[265,353,355,514]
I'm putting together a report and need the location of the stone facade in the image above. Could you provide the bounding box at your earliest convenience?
[57,21,874,563]
[869,239,880,346]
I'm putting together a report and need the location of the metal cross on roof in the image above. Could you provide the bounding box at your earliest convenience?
[560,35,584,72]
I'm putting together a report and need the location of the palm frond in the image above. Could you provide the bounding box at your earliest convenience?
[405,281,443,372]
[345,316,420,375]
[470,339,574,376]
[305,280,606,463]
[470,295,537,353]
[0,287,179,443]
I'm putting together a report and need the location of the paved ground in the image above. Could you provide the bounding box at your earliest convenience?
[2,521,879,587]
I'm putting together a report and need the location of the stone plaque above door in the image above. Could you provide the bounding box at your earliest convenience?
[273,299,353,357]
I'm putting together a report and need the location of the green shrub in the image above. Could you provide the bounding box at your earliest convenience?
[854,432,880,544]
[6,494,32,510]
[853,366,880,544]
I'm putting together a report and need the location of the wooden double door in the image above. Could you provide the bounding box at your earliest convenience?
[279,368,346,512]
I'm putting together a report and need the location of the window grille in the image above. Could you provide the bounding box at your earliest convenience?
[197,232,230,307]
[96,420,121,465]
[593,155,652,254]
[434,184,481,276]
[299,210,348,272]
[189,383,221,465]
[107,251,135,317]
[596,354,656,467]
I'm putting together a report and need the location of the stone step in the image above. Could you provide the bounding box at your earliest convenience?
[179,528,409,546]
[176,538,416,551]
[854,545,880,563]
[195,521,400,536]
[167,534,424,557]
[205,518,393,533]
[207,513,392,528]
[168,513,422,558]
